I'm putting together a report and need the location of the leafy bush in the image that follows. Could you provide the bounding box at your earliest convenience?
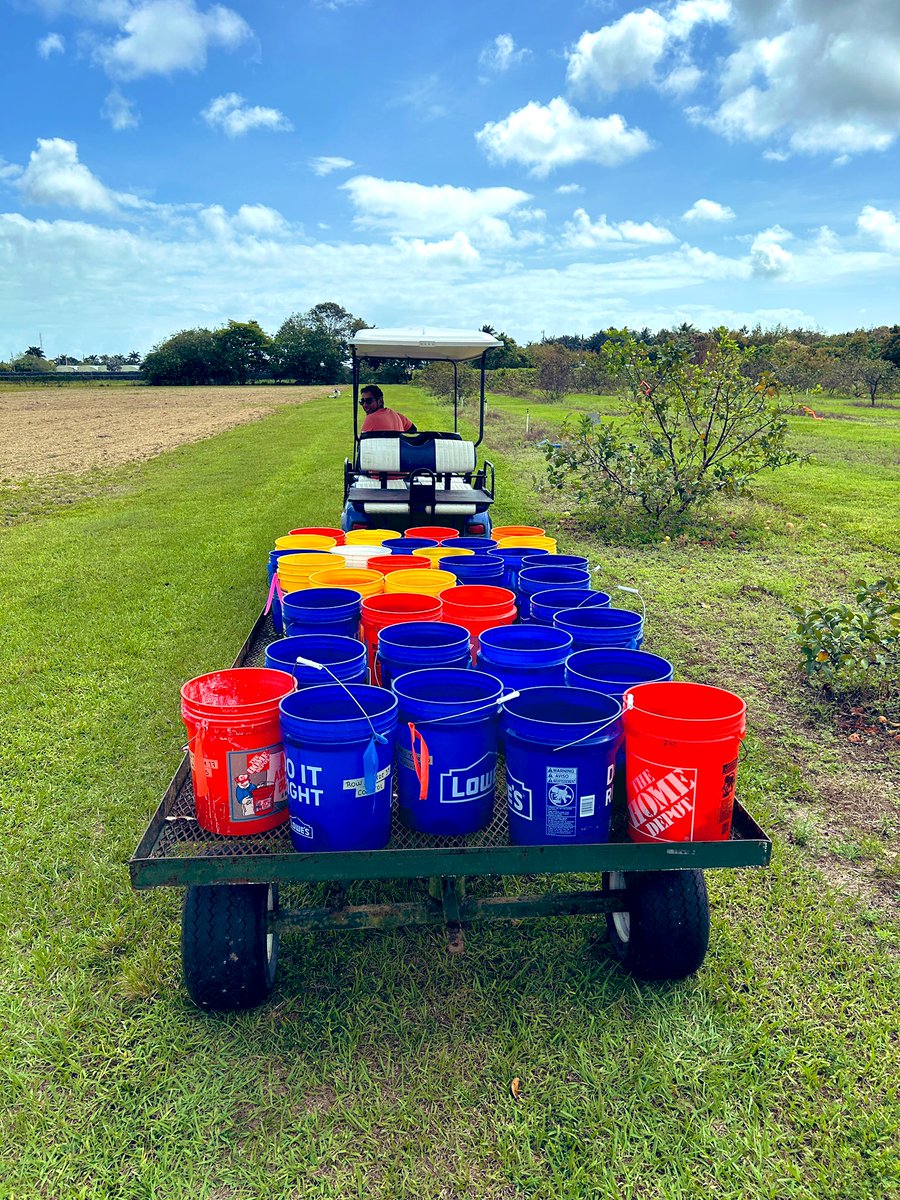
[413,361,478,405]
[486,368,536,396]
[795,578,900,697]
[544,328,803,523]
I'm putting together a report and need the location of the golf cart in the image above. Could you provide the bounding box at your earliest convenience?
[341,328,501,536]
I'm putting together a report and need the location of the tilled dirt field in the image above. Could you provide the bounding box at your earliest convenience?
[0,384,330,478]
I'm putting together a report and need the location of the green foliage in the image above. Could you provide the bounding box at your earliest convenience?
[12,353,56,373]
[529,342,577,402]
[413,360,478,405]
[272,302,366,383]
[486,367,537,396]
[795,578,900,696]
[545,328,804,524]
[482,325,532,369]
[212,319,272,384]
[141,328,218,384]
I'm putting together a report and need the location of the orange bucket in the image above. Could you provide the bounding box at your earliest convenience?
[384,569,457,597]
[360,593,443,678]
[441,584,518,662]
[308,567,384,597]
[492,525,545,540]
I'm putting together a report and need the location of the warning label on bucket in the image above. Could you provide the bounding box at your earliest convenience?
[627,764,697,841]
[227,744,287,822]
[546,767,577,837]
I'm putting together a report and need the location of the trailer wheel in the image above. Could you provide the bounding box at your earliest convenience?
[604,870,709,981]
[181,883,278,1011]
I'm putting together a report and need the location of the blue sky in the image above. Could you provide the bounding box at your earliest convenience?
[2,0,899,358]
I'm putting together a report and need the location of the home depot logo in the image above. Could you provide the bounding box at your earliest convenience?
[628,765,697,840]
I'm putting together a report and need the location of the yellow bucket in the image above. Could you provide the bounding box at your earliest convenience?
[412,546,474,568]
[492,525,545,540]
[384,569,457,596]
[345,529,397,546]
[274,533,337,551]
[277,553,339,591]
[496,536,558,553]
[308,568,384,597]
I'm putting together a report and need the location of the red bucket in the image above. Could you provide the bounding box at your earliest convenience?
[405,525,458,543]
[289,526,346,545]
[366,554,432,577]
[361,593,443,679]
[180,668,295,836]
[623,681,746,843]
[440,584,517,662]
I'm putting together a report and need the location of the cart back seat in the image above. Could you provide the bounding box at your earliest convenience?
[357,431,476,476]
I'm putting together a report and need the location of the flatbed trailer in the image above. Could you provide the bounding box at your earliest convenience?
[130,610,772,1012]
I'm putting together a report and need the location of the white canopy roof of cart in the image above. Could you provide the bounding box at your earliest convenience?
[349,328,502,362]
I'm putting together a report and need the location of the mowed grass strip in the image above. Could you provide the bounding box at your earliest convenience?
[0,391,898,1199]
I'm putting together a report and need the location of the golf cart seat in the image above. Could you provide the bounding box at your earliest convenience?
[357,431,476,475]
[345,431,493,521]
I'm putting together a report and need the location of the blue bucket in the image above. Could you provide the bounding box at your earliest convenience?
[392,668,504,835]
[280,683,398,851]
[376,621,471,689]
[382,537,438,554]
[476,625,573,691]
[441,537,498,555]
[491,546,550,594]
[529,588,612,627]
[440,554,505,586]
[553,607,644,651]
[502,687,622,846]
[565,647,672,774]
[523,553,589,573]
[264,634,367,688]
[281,588,362,640]
[267,548,329,634]
[518,565,592,620]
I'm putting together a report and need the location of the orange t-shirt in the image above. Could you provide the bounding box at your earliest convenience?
[361,407,414,433]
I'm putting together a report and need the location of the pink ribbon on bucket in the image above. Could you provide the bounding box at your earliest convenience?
[264,571,284,616]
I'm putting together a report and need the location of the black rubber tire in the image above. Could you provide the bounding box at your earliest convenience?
[181,883,278,1012]
[604,869,710,981]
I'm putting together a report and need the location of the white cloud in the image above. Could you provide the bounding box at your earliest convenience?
[15,138,125,213]
[857,205,900,252]
[750,225,793,276]
[391,232,480,264]
[38,33,65,57]
[563,208,676,249]
[479,33,530,74]
[201,93,292,136]
[95,0,251,80]
[763,149,790,162]
[693,0,900,156]
[199,203,289,238]
[309,156,355,176]
[101,89,140,130]
[556,183,584,195]
[682,198,735,222]
[340,175,535,241]
[476,97,652,176]
[566,1,728,94]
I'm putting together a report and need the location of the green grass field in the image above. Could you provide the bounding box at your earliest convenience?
[1,386,898,1199]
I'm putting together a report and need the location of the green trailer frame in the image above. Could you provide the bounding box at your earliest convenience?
[130,610,772,1010]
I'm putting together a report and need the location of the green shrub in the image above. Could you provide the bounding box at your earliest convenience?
[544,328,803,524]
[795,578,900,698]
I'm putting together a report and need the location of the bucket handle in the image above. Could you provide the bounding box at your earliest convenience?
[414,691,520,727]
[408,722,430,800]
[614,585,646,628]
[264,571,284,616]
[293,657,388,797]
[552,710,622,753]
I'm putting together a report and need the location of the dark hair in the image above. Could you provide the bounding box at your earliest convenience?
[361,384,383,402]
